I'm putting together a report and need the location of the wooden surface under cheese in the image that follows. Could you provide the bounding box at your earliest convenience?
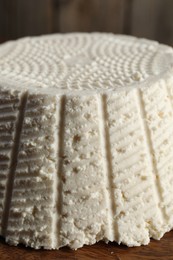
[0,231,173,260]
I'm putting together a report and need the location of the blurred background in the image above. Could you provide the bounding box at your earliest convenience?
[0,0,173,45]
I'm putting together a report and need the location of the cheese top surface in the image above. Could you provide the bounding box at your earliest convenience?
[0,33,173,91]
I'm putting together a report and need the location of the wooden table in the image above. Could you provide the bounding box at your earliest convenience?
[0,231,173,260]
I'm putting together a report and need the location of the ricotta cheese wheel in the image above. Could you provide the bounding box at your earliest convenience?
[0,33,173,249]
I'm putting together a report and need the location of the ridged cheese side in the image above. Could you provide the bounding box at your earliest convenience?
[5,94,58,249]
[141,79,173,228]
[105,89,165,246]
[58,95,113,249]
[1,75,173,249]
[0,89,22,235]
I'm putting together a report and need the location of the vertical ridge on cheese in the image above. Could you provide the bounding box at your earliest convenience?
[55,95,66,249]
[1,91,28,237]
[105,90,167,246]
[140,80,173,228]
[0,89,23,235]
[0,33,173,249]
[97,94,117,242]
[51,95,62,249]
[135,88,167,238]
[59,95,109,249]
[166,76,173,224]
[5,94,58,249]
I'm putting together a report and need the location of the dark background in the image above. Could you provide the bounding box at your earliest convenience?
[0,0,173,45]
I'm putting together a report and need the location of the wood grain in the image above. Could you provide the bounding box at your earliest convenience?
[131,0,162,40]
[0,0,17,41]
[57,0,125,33]
[57,0,103,32]
[0,0,172,45]
[0,230,173,260]
[98,0,125,33]
[15,0,53,37]
[156,0,173,46]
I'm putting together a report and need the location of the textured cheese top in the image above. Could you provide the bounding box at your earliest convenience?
[0,33,173,91]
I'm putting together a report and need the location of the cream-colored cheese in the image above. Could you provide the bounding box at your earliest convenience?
[0,33,173,249]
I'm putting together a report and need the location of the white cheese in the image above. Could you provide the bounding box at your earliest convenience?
[0,33,173,249]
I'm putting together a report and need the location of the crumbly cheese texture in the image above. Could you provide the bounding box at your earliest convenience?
[0,33,173,249]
